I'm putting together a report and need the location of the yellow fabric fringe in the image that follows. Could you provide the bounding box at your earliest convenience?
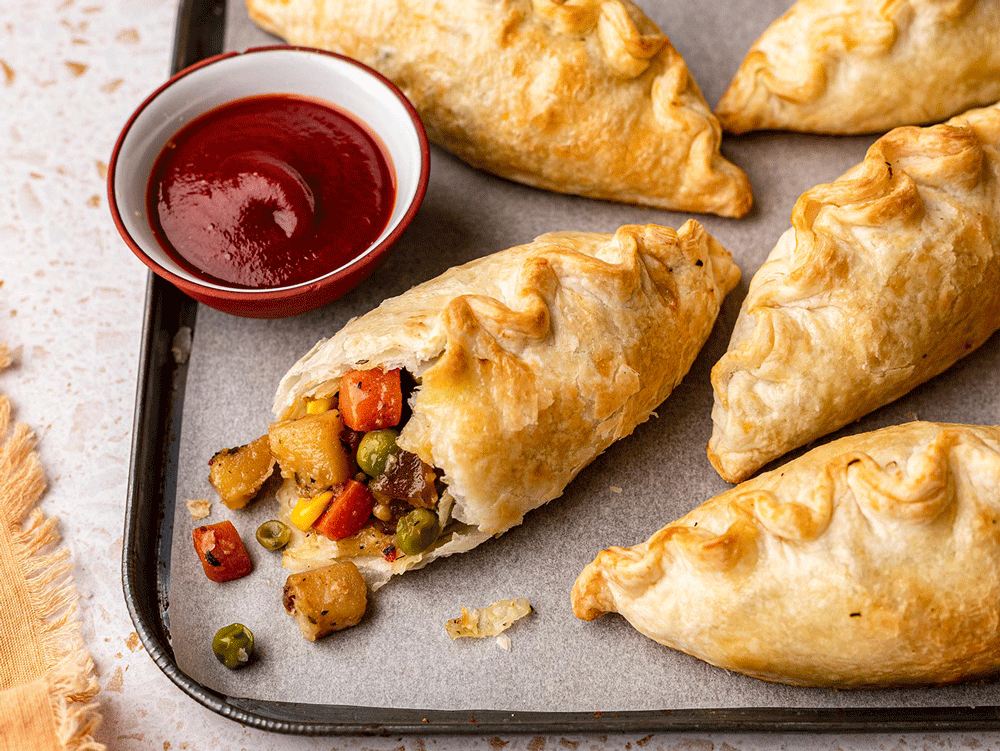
[0,348,105,751]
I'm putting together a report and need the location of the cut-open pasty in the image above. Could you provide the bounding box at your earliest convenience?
[708,102,1000,484]
[261,222,738,589]
[245,0,752,217]
[716,0,1000,135]
[574,422,1000,688]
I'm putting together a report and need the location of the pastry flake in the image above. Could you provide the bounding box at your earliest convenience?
[271,221,739,588]
[708,102,1000,484]
[445,598,532,640]
[573,422,1000,688]
[246,0,752,217]
[716,0,1000,135]
[185,498,211,520]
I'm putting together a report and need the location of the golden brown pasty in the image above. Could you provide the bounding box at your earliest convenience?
[573,421,1000,688]
[272,222,739,588]
[246,0,752,217]
[716,0,1000,135]
[708,102,1000,484]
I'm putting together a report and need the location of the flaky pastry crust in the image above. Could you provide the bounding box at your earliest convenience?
[716,0,1000,135]
[245,0,752,217]
[574,422,1000,688]
[274,222,739,587]
[708,102,1000,484]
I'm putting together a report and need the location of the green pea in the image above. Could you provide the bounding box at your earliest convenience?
[212,623,254,669]
[256,520,291,551]
[395,508,441,556]
[356,429,399,477]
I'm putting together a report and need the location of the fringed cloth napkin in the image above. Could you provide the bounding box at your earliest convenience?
[0,346,105,751]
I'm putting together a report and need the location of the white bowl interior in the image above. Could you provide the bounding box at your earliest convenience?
[113,48,424,292]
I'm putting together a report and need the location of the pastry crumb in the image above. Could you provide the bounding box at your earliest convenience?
[496,634,511,651]
[609,485,623,494]
[172,326,193,364]
[186,498,211,520]
[446,598,531,640]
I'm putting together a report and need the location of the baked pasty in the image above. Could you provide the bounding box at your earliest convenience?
[573,422,1000,688]
[708,102,1000,484]
[246,0,752,217]
[716,0,1000,135]
[270,222,739,588]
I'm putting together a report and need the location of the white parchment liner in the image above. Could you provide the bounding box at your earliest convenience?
[166,0,1000,712]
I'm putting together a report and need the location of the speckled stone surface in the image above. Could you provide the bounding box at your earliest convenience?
[2,0,1000,749]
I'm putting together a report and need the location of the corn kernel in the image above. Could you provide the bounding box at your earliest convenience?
[306,397,336,415]
[290,490,334,531]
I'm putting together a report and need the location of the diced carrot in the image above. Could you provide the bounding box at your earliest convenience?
[339,368,403,432]
[313,480,376,540]
[193,521,253,583]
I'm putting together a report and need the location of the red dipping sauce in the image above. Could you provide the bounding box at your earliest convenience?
[147,94,395,289]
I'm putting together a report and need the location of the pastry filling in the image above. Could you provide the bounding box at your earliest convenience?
[267,366,448,562]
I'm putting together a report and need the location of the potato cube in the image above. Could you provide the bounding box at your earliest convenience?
[282,561,367,641]
[268,411,351,497]
[208,435,275,509]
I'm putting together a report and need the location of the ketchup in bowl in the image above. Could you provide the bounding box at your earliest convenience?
[147,94,395,289]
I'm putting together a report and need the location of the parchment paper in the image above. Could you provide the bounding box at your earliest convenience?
[167,0,1000,712]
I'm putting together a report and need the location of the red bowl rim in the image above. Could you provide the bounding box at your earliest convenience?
[107,45,431,306]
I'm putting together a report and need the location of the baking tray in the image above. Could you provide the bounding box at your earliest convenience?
[122,0,1000,735]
